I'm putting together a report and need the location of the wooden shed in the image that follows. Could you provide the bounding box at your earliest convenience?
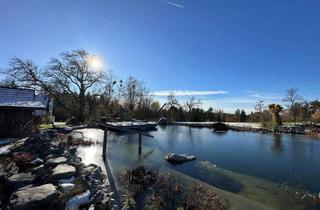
[0,87,47,138]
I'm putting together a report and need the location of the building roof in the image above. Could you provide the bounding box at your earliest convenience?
[0,87,46,109]
[0,101,46,109]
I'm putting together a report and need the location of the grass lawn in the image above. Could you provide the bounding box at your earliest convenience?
[39,122,67,130]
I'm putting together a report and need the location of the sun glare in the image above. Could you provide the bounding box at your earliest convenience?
[87,56,103,73]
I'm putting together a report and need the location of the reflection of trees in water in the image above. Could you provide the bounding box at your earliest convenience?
[271,134,283,154]
[212,131,228,137]
[289,135,308,160]
[187,127,193,138]
[166,125,181,145]
[186,127,196,146]
[127,134,135,143]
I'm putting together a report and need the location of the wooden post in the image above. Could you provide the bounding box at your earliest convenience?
[102,125,108,161]
[138,134,142,155]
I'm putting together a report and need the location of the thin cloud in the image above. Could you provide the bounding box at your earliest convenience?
[252,93,282,100]
[152,90,229,96]
[161,0,184,8]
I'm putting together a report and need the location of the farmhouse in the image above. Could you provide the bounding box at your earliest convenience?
[0,86,51,138]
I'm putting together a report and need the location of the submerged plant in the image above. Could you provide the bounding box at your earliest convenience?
[122,192,136,210]
[118,167,226,210]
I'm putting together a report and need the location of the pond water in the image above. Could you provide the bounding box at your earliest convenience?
[104,125,320,210]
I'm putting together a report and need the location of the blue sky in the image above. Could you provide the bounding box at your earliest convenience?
[1,0,320,112]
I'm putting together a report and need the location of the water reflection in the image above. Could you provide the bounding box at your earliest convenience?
[271,134,283,154]
[75,129,106,173]
[75,127,320,210]
[107,125,320,193]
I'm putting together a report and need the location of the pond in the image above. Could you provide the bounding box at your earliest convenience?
[104,125,320,210]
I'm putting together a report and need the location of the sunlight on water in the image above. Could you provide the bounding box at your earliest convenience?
[73,127,320,210]
[75,129,105,171]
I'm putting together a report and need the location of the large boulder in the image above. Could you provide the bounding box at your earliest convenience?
[10,184,59,210]
[0,160,18,179]
[65,190,90,210]
[8,173,36,189]
[212,122,229,132]
[51,164,76,180]
[158,118,168,126]
[21,135,51,154]
[164,153,196,164]
[45,157,67,167]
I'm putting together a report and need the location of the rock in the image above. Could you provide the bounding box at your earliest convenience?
[68,131,84,142]
[164,153,196,164]
[46,157,67,167]
[8,173,36,189]
[44,154,58,160]
[30,158,43,166]
[43,146,64,156]
[90,167,104,180]
[212,122,229,132]
[10,184,59,210]
[158,117,167,125]
[80,165,97,177]
[58,183,75,193]
[69,147,77,154]
[59,176,76,184]
[51,164,76,180]
[65,190,90,210]
[0,161,18,179]
[58,141,66,148]
[30,164,44,173]
[21,135,51,154]
[112,205,120,210]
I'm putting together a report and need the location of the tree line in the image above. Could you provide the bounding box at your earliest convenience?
[250,89,320,126]
[1,49,320,125]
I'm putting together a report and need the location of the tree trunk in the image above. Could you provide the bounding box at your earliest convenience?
[78,86,85,123]
[273,114,282,126]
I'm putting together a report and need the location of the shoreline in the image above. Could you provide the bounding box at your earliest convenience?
[169,121,320,138]
[0,130,120,210]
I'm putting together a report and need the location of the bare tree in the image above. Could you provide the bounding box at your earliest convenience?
[166,92,180,109]
[185,96,201,112]
[124,76,141,111]
[283,88,302,122]
[185,96,201,121]
[5,49,106,123]
[165,92,180,121]
[103,72,117,108]
[254,100,265,122]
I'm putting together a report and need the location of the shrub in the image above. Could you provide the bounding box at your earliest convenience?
[12,152,34,170]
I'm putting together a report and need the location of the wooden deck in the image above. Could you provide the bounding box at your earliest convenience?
[93,121,157,133]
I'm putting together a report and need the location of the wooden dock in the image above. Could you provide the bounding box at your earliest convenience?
[94,121,157,132]
[91,120,156,158]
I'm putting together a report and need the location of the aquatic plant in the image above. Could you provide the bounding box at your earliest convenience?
[200,160,216,169]
[118,166,226,210]
[67,137,95,146]
[122,192,136,210]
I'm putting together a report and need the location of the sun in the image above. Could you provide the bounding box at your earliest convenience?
[87,55,103,73]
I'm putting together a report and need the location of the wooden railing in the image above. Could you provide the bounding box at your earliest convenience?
[92,121,154,161]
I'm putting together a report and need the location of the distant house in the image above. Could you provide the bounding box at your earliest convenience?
[0,86,52,138]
